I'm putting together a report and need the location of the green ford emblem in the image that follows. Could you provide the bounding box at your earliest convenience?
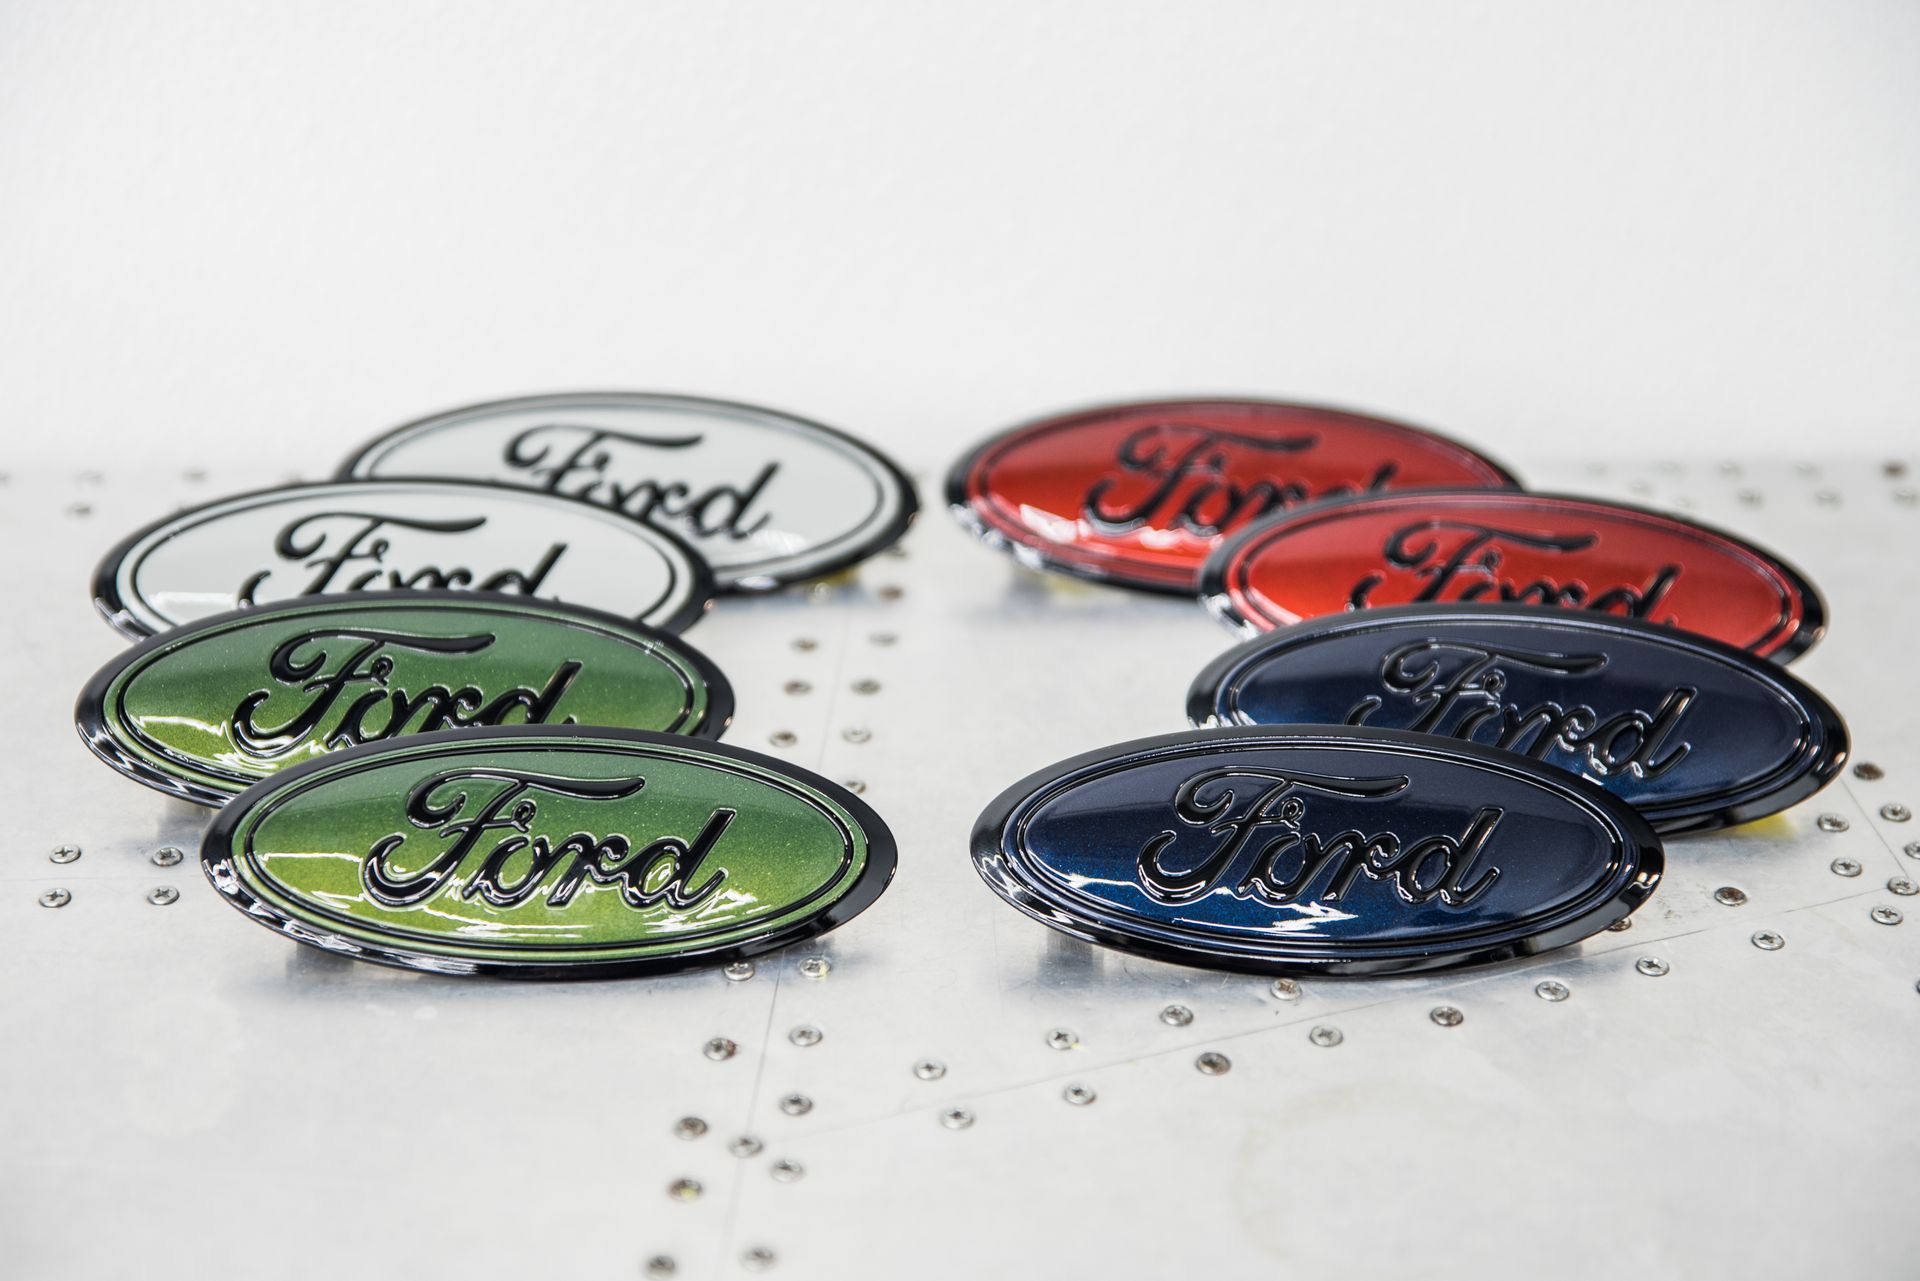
[200,727,895,977]
[77,591,733,806]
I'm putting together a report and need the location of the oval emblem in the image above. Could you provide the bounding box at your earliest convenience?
[972,726,1661,975]
[1190,604,1848,835]
[202,727,896,977]
[947,399,1516,592]
[338,392,918,590]
[92,479,713,638]
[77,592,735,807]
[1202,489,1825,661]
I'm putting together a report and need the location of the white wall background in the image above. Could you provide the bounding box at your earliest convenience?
[2,1,1915,474]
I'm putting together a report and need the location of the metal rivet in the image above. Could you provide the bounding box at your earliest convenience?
[1882,803,1912,823]
[913,1059,946,1081]
[1194,1051,1232,1075]
[729,1135,764,1157]
[799,956,831,979]
[1605,917,1633,932]
[1159,1004,1193,1027]
[1045,1027,1078,1051]
[778,1093,812,1117]
[768,730,797,747]
[152,846,184,867]
[939,1107,974,1130]
[1872,906,1905,926]
[1269,978,1302,1001]
[741,1246,777,1272]
[877,585,904,601]
[38,888,71,909]
[1534,980,1571,1002]
[769,1159,804,1183]
[1817,813,1850,833]
[723,960,755,982]
[842,778,867,795]
[147,886,179,906]
[789,1024,823,1048]
[1308,1025,1343,1047]
[1854,762,1885,781]
[851,678,880,695]
[1714,886,1749,907]
[644,1256,677,1279]
[1636,957,1670,978]
[703,1037,738,1061]
[869,632,897,647]
[1752,930,1785,951]
[1889,877,1918,896]
[1062,1084,1097,1106]
[841,726,871,744]
[1737,490,1762,506]
[783,680,812,695]
[791,638,817,652]
[1430,1006,1464,1027]
[49,844,81,864]
[66,502,92,517]
[1831,857,1862,878]
[1815,490,1840,507]
[666,1178,702,1202]
[672,1116,708,1140]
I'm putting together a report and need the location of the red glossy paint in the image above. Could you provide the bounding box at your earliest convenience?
[1202,490,1824,661]
[946,400,1516,592]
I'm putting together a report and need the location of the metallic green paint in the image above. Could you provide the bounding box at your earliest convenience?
[201,727,894,977]
[77,592,732,806]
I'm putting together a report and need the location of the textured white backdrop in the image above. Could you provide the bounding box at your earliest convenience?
[2,1,1915,473]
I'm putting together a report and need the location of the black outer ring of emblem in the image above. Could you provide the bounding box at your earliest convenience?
[970,724,1663,978]
[1197,488,1829,663]
[200,725,898,980]
[334,390,921,592]
[1185,602,1849,836]
[89,477,719,640]
[943,395,1524,596]
[74,589,738,808]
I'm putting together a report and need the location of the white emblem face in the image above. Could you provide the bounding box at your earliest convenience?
[338,393,917,589]
[93,480,713,637]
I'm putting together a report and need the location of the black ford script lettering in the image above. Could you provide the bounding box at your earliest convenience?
[1349,520,1680,617]
[230,629,582,758]
[236,511,565,603]
[1083,424,1396,537]
[1136,767,1501,908]
[362,768,731,911]
[1348,640,1693,779]
[504,424,777,540]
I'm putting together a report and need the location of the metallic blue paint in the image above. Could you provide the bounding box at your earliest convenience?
[971,725,1662,976]
[1189,604,1848,835]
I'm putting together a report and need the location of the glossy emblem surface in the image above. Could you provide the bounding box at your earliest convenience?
[946,399,1516,592]
[338,392,918,590]
[1201,489,1824,661]
[1189,604,1848,835]
[92,479,713,638]
[202,727,895,978]
[77,592,734,807]
[971,726,1661,975]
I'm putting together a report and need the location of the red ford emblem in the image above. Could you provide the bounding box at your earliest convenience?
[946,400,1516,592]
[1202,490,1825,661]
